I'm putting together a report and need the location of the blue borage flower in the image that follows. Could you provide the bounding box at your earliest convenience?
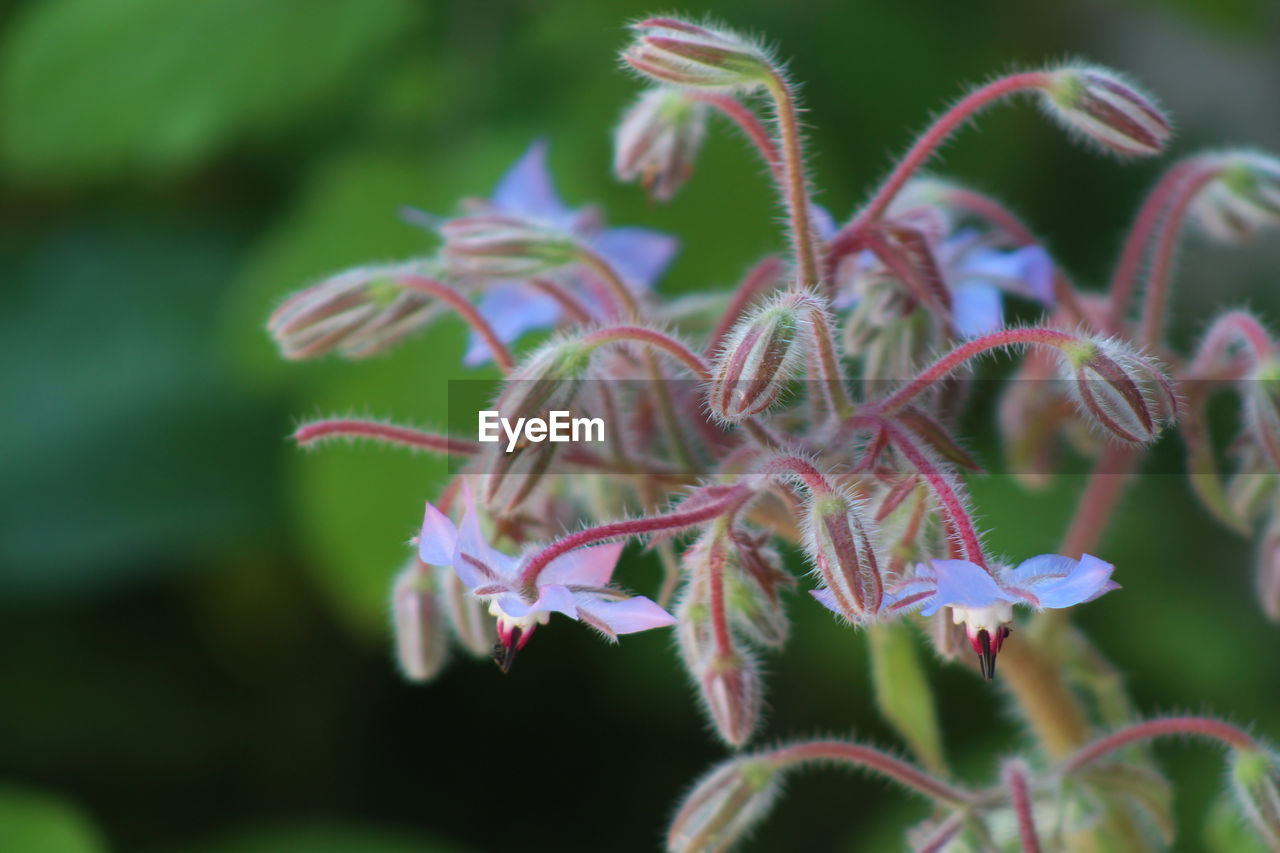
[812,553,1119,678]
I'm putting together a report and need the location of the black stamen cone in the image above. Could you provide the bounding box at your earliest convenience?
[492,628,523,673]
[977,629,996,681]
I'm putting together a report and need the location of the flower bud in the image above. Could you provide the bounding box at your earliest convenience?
[438,564,496,656]
[623,18,773,92]
[614,87,708,202]
[1041,65,1171,157]
[708,291,810,422]
[1257,518,1280,622]
[440,214,579,278]
[391,558,449,682]
[667,755,781,853]
[1230,748,1280,849]
[1244,360,1280,474]
[700,650,762,748]
[1191,152,1280,243]
[268,262,439,360]
[803,490,884,622]
[1061,339,1177,444]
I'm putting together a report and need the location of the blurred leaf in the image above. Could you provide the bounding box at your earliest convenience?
[1204,790,1271,853]
[0,786,104,853]
[189,823,464,853]
[867,622,946,774]
[0,0,419,180]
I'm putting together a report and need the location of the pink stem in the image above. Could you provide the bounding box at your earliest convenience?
[708,255,787,353]
[769,740,973,806]
[694,93,783,180]
[913,812,967,853]
[1004,762,1043,853]
[764,71,820,289]
[1064,716,1260,774]
[293,419,479,455]
[576,247,640,318]
[397,276,515,371]
[583,325,710,379]
[1189,309,1274,377]
[871,327,1081,415]
[755,453,835,496]
[519,485,752,587]
[706,532,734,656]
[529,277,594,325]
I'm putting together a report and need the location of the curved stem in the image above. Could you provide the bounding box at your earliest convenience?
[1004,762,1043,853]
[1189,309,1274,378]
[764,71,820,289]
[872,327,1080,415]
[1063,716,1259,774]
[754,453,835,495]
[293,419,479,455]
[694,92,783,180]
[583,325,711,379]
[576,246,640,318]
[708,255,787,353]
[768,740,973,806]
[529,277,594,325]
[397,275,516,371]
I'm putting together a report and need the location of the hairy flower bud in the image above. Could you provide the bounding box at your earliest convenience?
[623,18,773,92]
[614,87,708,202]
[438,564,495,656]
[440,214,579,278]
[1062,339,1177,444]
[391,558,449,682]
[1191,152,1280,243]
[1041,65,1171,157]
[667,755,781,853]
[1231,748,1280,849]
[708,292,810,422]
[268,262,440,360]
[700,650,762,748]
[803,490,885,622]
[1257,518,1280,622]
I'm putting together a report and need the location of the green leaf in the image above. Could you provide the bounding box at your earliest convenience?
[0,0,419,180]
[867,621,946,773]
[0,786,104,853]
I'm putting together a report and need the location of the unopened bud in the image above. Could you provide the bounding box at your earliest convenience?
[391,558,449,682]
[1230,748,1280,849]
[667,755,781,853]
[700,650,762,748]
[268,262,439,360]
[1062,339,1177,444]
[708,291,810,422]
[803,490,885,622]
[1257,518,1280,622]
[623,18,773,92]
[614,88,708,202]
[1041,65,1171,157]
[440,214,579,278]
[1191,152,1280,243]
[438,564,496,656]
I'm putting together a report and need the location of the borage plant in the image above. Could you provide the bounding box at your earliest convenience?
[269,15,1280,852]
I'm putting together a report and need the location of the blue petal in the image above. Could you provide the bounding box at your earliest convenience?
[957,245,1055,304]
[491,139,574,226]
[809,587,840,615]
[463,283,562,365]
[590,227,679,287]
[810,203,838,242]
[951,283,1004,338]
[417,501,458,566]
[924,559,1017,616]
[574,594,675,639]
[538,542,623,587]
[1012,553,1118,609]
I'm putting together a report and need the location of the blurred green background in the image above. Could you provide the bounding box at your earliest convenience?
[2,0,1280,850]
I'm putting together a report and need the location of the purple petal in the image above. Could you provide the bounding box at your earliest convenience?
[810,203,839,242]
[417,501,458,565]
[528,583,579,618]
[810,587,840,615]
[574,594,675,639]
[538,542,624,587]
[463,283,563,365]
[589,227,679,287]
[491,139,574,226]
[1012,553,1118,609]
[924,559,1017,616]
[951,283,1004,338]
[454,494,518,590]
[957,245,1055,304]
[881,575,939,613]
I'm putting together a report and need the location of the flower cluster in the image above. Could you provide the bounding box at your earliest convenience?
[271,15,1280,852]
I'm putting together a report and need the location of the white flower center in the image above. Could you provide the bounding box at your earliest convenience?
[951,601,1013,635]
[487,600,551,633]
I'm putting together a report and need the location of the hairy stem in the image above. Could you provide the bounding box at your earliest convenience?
[769,740,973,806]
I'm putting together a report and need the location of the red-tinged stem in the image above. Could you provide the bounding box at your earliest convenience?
[850,72,1051,230]
[529,277,594,325]
[871,327,1081,415]
[708,255,787,353]
[519,485,753,587]
[1106,158,1202,330]
[1188,309,1275,377]
[707,529,734,656]
[293,419,480,456]
[1063,716,1260,774]
[940,186,1037,244]
[582,325,710,379]
[694,93,783,180]
[576,246,640,318]
[803,302,856,419]
[1004,762,1043,853]
[397,275,515,371]
[853,415,986,567]
[912,812,967,853]
[755,453,835,495]
[764,71,820,290]
[1057,444,1138,558]
[1138,163,1226,348]
[768,740,973,806]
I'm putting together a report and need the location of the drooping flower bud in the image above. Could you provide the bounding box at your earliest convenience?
[803,489,885,622]
[1060,338,1177,444]
[708,291,810,422]
[440,214,580,278]
[623,18,774,93]
[437,564,496,656]
[391,557,449,683]
[1191,151,1280,243]
[700,649,762,748]
[614,87,709,202]
[1040,65,1171,157]
[1256,517,1280,622]
[667,755,781,853]
[1230,748,1280,849]
[267,262,439,360]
